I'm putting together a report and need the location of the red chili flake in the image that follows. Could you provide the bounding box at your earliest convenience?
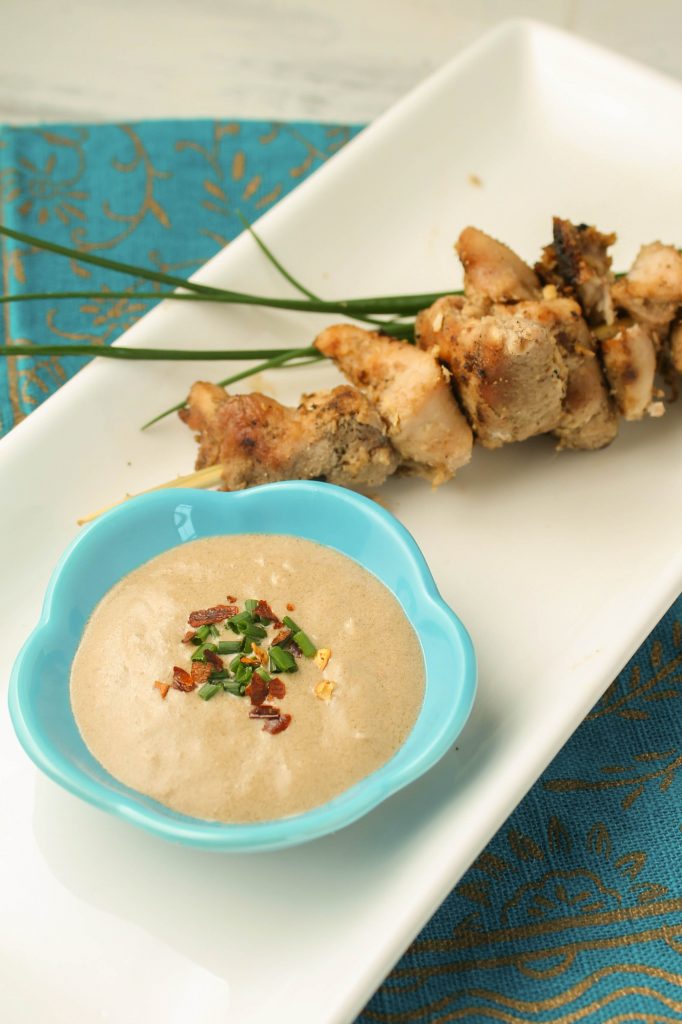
[240,656,260,667]
[226,595,237,603]
[245,675,269,706]
[253,600,283,627]
[249,704,280,719]
[172,666,196,692]
[205,649,224,671]
[181,630,196,644]
[271,628,292,647]
[191,661,212,686]
[268,677,286,699]
[286,603,295,612]
[263,713,292,735]
[188,604,238,627]
[154,681,170,699]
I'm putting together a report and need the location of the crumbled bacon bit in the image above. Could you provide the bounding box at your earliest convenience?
[188,604,238,627]
[286,603,295,612]
[172,666,196,692]
[181,630,196,644]
[204,649,224,671]
[268,677,286,700]
[154,680,170,699]
[253,600,283,627]
[263,713,292,735]
[245,674,269,706]
[191,661,212,686]
[271,627,292,647]
[249,704,280,719]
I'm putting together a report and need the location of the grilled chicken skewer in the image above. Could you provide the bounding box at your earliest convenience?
[177,219,680,495]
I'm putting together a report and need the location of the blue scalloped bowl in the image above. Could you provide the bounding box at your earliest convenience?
[8,482,476,851]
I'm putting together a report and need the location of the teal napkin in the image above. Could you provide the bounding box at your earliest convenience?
[0,120,358,430]
[1,121,680,1023]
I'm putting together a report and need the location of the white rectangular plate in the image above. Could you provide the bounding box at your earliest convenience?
[2,19,681,1024]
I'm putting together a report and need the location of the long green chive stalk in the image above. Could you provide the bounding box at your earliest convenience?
[236,211,420,330]
[235,210,320,301]
[0,222,424,431]
[0,286,431,320]
[0,224,450,315]
[0,343,312,362]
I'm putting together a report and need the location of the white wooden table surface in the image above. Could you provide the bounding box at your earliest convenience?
[2,0,681,124]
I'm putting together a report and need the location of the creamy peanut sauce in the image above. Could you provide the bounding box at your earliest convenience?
[70,535,424,822]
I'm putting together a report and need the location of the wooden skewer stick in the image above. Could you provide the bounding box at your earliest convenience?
[77,464,224,526]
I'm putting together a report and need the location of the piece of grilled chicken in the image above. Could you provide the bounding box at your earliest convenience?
[537,218,616,327]
[179,382,399,491]
[610,242,682,417]
[456,225,542,304]
[671,320,682,375]
[611,242,682,340]
[313,323,472,481]
[498,298,619,449]
[416,299,567,448]
[417,227,617,449]
[537,219,682,419]
[421,222,679,430]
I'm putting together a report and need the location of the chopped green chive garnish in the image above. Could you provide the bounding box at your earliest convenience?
[176,594,325,720]
[230,610,253,625]
[191,642,217,662]
[234,662,254,685]
[223,679,246,697]
[217,639,243,655]
[270,646,297,673]
[293,630,316,658]
[241,623,267,640]
[227,610,268,638]
[198,682,221,701]
[226,611,250,633]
